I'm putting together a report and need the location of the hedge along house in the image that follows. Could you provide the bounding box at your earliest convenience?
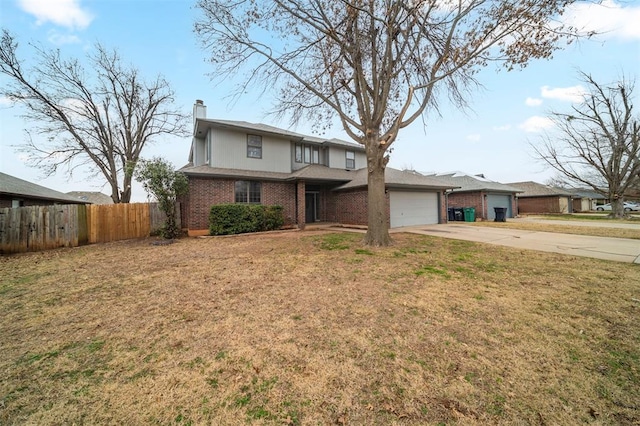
[507,181,574,214]
[179,100,457,235]
[425,172,522,221]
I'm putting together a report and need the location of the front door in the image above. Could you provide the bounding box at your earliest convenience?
[305,192,319,223]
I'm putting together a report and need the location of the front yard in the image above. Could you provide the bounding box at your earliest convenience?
[1,231,638,425]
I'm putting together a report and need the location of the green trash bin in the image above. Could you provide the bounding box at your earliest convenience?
[463,207,475,222]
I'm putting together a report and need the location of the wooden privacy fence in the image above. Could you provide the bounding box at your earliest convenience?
[0,204,86,254]
[0,202,179,254]
[86,203,149,243]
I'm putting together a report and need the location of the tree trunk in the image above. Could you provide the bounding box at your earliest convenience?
[364,138,391,246]
[611,198,625,219]
[110,185,120,204]
[164,208,178,239]
[120,186,131,203]
[120,171,133,203]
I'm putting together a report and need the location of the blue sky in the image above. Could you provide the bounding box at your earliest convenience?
[0,0,639,201]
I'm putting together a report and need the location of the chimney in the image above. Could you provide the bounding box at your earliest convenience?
[193,99,206,124]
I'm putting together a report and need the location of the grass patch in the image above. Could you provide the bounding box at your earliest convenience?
[415,265,450,278]
[313,233,360,250]
[0,231,638,424]
[354,248,374,255]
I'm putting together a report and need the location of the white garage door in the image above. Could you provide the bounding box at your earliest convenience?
[486,194,512,220]
[390,191,439,228]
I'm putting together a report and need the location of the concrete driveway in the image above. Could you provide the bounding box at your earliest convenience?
[392,223,640,264]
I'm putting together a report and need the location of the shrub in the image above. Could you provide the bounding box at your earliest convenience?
[134,157,188,239]
[263,205,285,231]
[209,204,285,235]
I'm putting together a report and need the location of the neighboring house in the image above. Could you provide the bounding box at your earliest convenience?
[67,191,114,205]
[568,189,607,212]
[179,100,457,235]
[507,181,574,214]
[425,172,522,220]
[0,172,88,208]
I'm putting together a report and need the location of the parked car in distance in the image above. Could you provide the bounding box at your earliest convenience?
[595,202,639,212]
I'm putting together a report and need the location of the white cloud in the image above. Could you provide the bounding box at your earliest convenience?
[561,0,640,41]
[16,153,30,164]
[540,85,586,103]
[525,97,543,107]
[492,124,511,131]
[0,96,13,107]
[47,31,81,45]
[519,116,554,133]
[466,133,481,142]
[18,0,93,30]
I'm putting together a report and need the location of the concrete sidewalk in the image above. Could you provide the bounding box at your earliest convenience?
[392,224,640,264]
[513,216,640,229]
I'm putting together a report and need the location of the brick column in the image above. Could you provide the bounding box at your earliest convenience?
[297,180,306,230]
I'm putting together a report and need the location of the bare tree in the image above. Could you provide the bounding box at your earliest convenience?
[533,73,640,218]
[195,0,584,245]
[0,30,188,203]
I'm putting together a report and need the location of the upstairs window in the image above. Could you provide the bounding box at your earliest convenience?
[296,143,323,164]
[346,150,355,169]
[205,136,211,164]
[235,181,261,203]
[247,134,262,159]
[295,144,303,162]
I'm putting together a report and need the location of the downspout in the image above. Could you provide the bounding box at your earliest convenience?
[482,192,486,220]
[444,189,451,223]
[294,180,298,226]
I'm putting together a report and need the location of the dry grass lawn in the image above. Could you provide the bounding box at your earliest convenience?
[1,231,639,425]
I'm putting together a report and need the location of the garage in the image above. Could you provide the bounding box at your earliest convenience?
[389,191,439,227]
[486,194,512,220]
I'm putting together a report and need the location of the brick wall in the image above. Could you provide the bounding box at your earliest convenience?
[447,192,484,219]
[183,176,297,232]
[296,181,305,229]
[332,189,369,225]
[447,192,519,220]
[262,181,296,225]
[517,196,563,214]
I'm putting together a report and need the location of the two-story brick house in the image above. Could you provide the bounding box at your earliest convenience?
[179,101,456,235]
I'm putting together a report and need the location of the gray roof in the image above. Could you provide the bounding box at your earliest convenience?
[180,164,357,183]
[67,191,113,204]
[196,119,304,140]
[568,188,607,199]
[334,168,459,191]
[194,118,365,151]
[0,172,88,204]
[179,165,293,181]
[180,164,457,191]
[426,172,523,193]
[506,181,574,197]
[289,165,357,181]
